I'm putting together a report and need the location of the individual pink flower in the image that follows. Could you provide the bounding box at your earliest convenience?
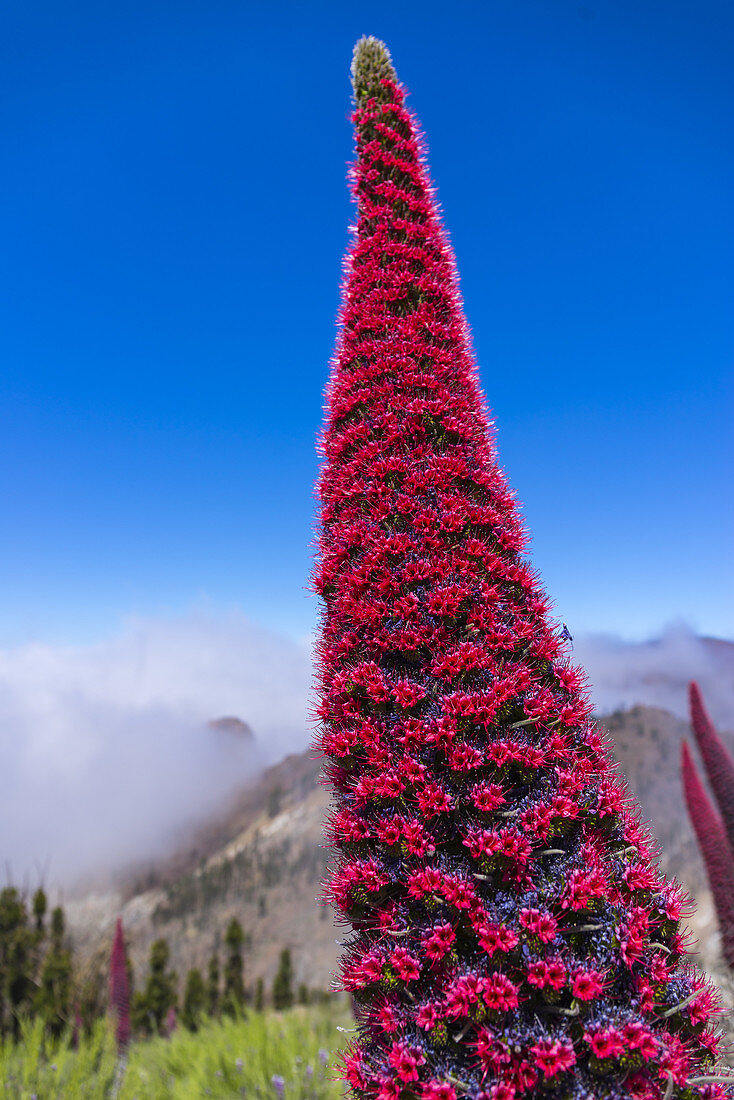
[422,922,456,961]
[388,1041,425,1083]
[471,781,506,812]
[477,924,519,957]
[571,968,606,1001]
[415,1002,442,1030]
[421,1082,456,1100]
[586,1027,625,1059]
[531,1038,576,1078]
[519,908,558,943]
[390,946,421,982]
[526,958,566,990]
[481,973,519,1012]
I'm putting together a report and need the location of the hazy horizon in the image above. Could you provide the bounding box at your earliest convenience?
[1,610,731,890]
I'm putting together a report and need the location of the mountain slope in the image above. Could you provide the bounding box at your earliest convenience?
[66,704,733,1004]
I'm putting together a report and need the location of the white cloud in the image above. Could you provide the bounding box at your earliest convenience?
[0,611,312,889]
[575,622,734,728]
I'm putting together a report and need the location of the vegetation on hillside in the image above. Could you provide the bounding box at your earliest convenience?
[0,1003,349,1099]
[0,889,75,1043]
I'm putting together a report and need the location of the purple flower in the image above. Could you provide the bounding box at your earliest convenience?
[272,1074,286,1100]
[318,1049,329,1066]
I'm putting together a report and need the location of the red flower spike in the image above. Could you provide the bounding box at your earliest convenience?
[109,916,131,1052]
[681,740,734,968]
[689,681,734,852]
[316,35,733,1100]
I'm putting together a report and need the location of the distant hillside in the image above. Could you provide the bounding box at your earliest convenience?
[66,703,733,1008]
[66,749,330,994]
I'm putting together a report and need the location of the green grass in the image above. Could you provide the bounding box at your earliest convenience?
[1,1003,352,1099]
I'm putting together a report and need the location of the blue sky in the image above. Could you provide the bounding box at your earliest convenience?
[1,0,732,646]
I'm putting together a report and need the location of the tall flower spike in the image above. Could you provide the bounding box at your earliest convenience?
[109,917,131,1051]
[681,741,734,969]
[316,37,733,1100]
[689,681,734,851]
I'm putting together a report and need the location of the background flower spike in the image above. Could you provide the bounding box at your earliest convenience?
[689,681,734,852]
[682,684,734,971]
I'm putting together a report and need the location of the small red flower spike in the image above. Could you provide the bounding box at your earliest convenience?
[689,681,734,852]
[109,917,131,1051]
[682,740,734,968]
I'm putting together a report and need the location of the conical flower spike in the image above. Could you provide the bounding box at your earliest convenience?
[315,36,733,1100]
[109,917,131,1051]
[681,741,734,969]
[690,681,734,853]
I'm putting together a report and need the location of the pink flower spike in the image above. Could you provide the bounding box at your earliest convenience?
[316,35,734,1100]
[681,740,734,968]
[689,681,734,853]
[109,917,131,1051]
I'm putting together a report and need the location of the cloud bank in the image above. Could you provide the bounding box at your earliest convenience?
[0,611,311,889]
[575,623,734,727]
[0,609,730,891]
